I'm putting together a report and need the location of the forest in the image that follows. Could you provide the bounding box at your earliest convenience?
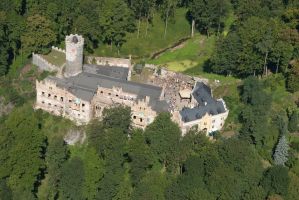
[1,0,299,200]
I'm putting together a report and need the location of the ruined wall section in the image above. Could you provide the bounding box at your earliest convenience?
[32,53,59,72]
[52,46,66,53]
[86,56,131,68]
[35,78,93,124]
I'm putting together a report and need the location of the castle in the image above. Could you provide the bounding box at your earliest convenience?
[34,34,228,135]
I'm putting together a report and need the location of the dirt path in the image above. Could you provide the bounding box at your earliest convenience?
[150,37,190,59]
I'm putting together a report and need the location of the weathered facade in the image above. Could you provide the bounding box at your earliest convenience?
[34,34,228,134]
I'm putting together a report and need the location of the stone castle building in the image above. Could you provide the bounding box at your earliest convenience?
[34,34,228,135]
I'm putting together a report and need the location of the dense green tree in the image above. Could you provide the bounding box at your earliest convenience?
[288,111,299,132]
[127,129,154,185]
[59,157,85,200]
[211,17,290,77]
[287,173,299,200]
[0,11,10,76]
[45,136,69,199]
[99,0,135,49]
[132,172,168,200]
[167,139,263,200]
[0,105,46,199]
[145,112,181,172]
[262,166,290,196]
[0,179,12,200]
[73,16,98,52]
[287,60,299,92]
[102,105,132,132]
[161,0,178,38]
[189,0,230,36]
[81,148,104,200]
[239,77,272,146]
[128,0,156,38]
[21,14,56,54]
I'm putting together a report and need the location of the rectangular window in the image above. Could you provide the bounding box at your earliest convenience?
[42,92,45,96]
[54,95,57,99]
[60,97,64,102]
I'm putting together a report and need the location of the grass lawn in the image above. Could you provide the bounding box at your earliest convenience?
[149,34,215,70]
[42,49,66,67]
[94,8,191,58]
[148,33,239,85]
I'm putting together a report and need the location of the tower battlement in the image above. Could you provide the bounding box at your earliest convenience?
[65,34,84,77]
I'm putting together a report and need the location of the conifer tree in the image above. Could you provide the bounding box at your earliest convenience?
[273,135,289,166]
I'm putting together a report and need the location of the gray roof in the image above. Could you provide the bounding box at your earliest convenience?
[180,82,226,123]
[83,64,129,80]
[47,71,169,112]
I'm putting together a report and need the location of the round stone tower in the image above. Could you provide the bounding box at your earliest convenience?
[65,34,84,77]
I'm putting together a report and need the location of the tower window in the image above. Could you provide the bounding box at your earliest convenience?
[82,103,85,107]
[140,118,143,122]
[54,95,57,99]
[48,94,51,97]
[60,97,64,102]
[42,92,45,96]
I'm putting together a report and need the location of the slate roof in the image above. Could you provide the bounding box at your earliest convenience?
[179,82,227,123]
[47,71,169,112]
[83,64,129,80]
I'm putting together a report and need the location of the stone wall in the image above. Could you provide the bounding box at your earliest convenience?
[86,56,131,68]
[35,79,93,125]
[32,53,59,72]
[52,46,66,53]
